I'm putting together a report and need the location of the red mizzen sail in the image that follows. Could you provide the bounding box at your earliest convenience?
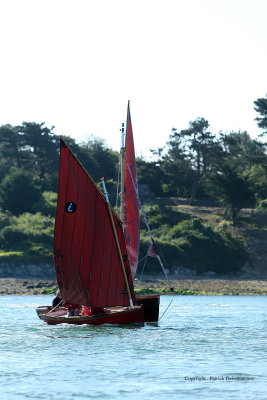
[54,139,135,307]
[123,102,140,278]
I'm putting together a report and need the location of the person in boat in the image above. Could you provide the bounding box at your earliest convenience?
[63,301,81,317]
[52,290,62,308]
[81,306,105,317]
[91,307,105,317]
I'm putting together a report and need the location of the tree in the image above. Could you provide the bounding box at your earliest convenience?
[137,157,167,196]
[71,136,118,183]
[219,130,266,167]
[16,122,59,191]
[158,135,193,197]
[168,118,218,204]
[0,125,23,179]
[208,131,262,224]
[0,168,41,216]
[210,164,255,225]
[254,95,267,134]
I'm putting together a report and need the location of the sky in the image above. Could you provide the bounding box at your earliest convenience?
[0,0,267,158]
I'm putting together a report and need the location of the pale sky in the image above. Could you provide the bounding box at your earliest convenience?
[0,0,267,158]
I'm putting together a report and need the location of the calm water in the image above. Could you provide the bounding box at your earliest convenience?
[0,295,266,400]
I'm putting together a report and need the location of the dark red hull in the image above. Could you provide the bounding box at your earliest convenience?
[36,295,160,324]
[40,306,144,326]
[136,294,160,322]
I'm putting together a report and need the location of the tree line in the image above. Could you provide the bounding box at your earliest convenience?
[1,95,267,225]
[1,94,267,275]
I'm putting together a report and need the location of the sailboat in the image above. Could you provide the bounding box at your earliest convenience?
[120,101,172,322]
[39,139,144,326]
[37,102,170,325]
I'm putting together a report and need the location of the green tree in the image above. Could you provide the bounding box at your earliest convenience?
[65,136,118,183]
[254,95,267,134]
[0,125,22,180]
[207,131,262,224]
[219,130,266,167]
[158,136,193,197]
[137,157,168,196]
[80,136,118,181]
[210,164,254,225]
[16,122,59,191]
[168,118,219,203]
[0,168,41,216]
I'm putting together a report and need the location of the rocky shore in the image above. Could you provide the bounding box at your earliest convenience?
[1,276,267,295]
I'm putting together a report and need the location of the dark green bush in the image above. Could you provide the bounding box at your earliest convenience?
[169,218,247,274]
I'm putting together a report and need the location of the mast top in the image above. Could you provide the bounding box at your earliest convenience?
[121,123,125,149]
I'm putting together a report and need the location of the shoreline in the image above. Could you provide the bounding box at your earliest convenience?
[0,276,267,295]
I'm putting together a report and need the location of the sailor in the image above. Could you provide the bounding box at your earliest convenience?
[63,301,81,317]
[52,290,62,308]
[91,307,105,317]
[81,306,105,317]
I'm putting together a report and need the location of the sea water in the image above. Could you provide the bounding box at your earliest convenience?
[0,295,266,400]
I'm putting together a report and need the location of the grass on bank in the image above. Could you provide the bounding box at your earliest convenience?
[134,287,267,295]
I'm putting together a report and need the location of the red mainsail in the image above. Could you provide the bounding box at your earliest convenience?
[53,139,135,307]
[123,102,140,278]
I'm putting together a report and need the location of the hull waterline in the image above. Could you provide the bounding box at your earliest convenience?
[36,294,160,323]
[40,306,144,326]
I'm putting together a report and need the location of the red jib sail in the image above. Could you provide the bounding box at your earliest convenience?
[54,139,135,307]
[123,102,140,278]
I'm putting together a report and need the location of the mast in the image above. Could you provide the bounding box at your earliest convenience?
[120,122,126,224]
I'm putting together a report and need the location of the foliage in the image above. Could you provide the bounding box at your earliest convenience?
[254,95,267,134]
[167,118,219,203]
[209,165,255,224]
[0,168,41,216]
[138,209,248,275]
[40,287,58,295]
[257,199,267,211]
[32,191,57,216]
[205,131,265,224]
[0,116,266,275]
[136,158,167,196]
[77,136,118,183]
[167,218,247,274]
[140,203,183,230]
[0,212,54,259]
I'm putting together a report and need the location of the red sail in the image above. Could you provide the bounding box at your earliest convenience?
[54,139,135,307]
[124,102,140,278]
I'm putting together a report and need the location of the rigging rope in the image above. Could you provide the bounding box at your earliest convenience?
[139,255,148,281]
[159,298,173,321]
[127,162,173,290]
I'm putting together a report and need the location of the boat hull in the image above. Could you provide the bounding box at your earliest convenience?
[136,295,160,322]
[39,306,144,326]
[36,296,160,323]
